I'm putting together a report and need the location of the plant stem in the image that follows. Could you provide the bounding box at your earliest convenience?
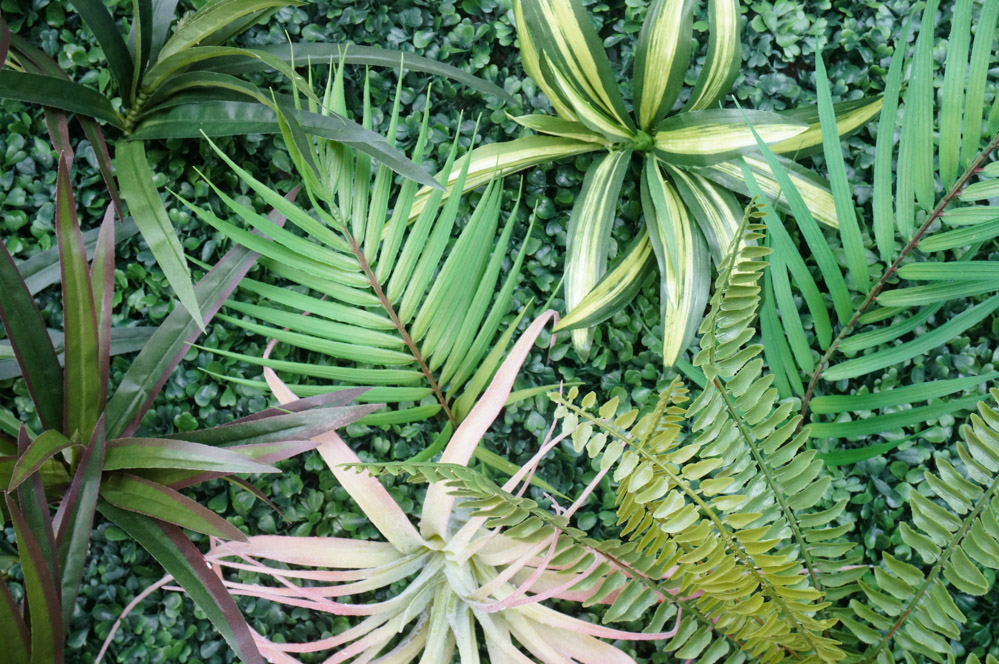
[798,131,999,428]
[343,231,458,428]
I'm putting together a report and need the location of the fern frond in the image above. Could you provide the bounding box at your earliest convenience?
[840,389,999,663]
[176,66,532,431]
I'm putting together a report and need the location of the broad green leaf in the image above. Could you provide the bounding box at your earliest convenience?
[697,154,839,229]
[960,0,999,167]
[840,303,942,354]
[942,206,999,225]
[514,0,633,130]
[564,150,631,359]
[0,71,123,127]
[938,0,972,186]
[101,473,247,541]
[960,179,999,202]
[872,15,913,261]
[653,110,807,167]
[8,430,75,491]
[116,141,204,331]
[208,43,513,102]
[825,295,999,380]
[896,0,939,239]
[141,0,180,63]
[156,0,289,61]
[5,495,62,664]
[555,231,655,332]
[142,70,268,109]
[55,155,101,441]
[70,0,135,96]
[633,0,693,129]
[104,438,277,474]
[642,159,710,368]
[142,44,313,95]
[97,502,264,664]
[684,0,741,111]
[410,136,598,221]
[0,244,63,430]
[815,52,870,291]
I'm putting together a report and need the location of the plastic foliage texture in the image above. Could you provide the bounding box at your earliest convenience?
[0,151,378,664]
[179,62,537,453]
[408,0,883,364]
[136,309,684,663]
[746,0,999,461]
[0,0,510,328]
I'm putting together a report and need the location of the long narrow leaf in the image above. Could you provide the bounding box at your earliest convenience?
[97,502,264,664]
[0,575,29,664]
[69,0,134,94]
[0,245,64,430]
[5,495,63,664]
[0,71,123,127]
[938,0,972,186]
[55,154,101,441]
[959,0,999,166]
[8,429,75,491]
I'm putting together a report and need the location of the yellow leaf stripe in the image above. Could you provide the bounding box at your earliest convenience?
[685,0,742,111]
[635,0,693,129]
[771,97,884,154]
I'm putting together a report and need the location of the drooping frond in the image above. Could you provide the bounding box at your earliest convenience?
[836,389,999,663]
[176,65,533,430]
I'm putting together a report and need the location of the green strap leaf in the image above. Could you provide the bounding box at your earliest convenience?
[97,502,265,664]
[0,71,123,127]
[55,155,101,441]
[959,0,999,167]
[810,373,999,414]
[208,43,514,102]
[811,394,983,438]
[0,575,29,664]
[53,417,106,629]
[100,473,248,541]
[771,97,883,157]
[564,149,632,360]
[115,141,204,332]
[633,0,693,129]
[872,14,914,262]
[815,52,870,292]
[8,429,76,492]
[938,0,972,187]
[0,244,64,430]
[104,438,278,474]
[68,0,134,96]
[156,0,289,61]
[683,0,741,111]
[5,495,63,664]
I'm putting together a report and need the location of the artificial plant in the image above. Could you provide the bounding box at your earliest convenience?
[0,151,377,664]
[0,0,509,327]
[183,63,539,457]
[409,0,882,364]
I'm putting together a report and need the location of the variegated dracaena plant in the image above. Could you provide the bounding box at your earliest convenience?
[411,0,882,365]
[153,311,684,663]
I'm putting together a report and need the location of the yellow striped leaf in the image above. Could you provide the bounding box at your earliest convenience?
[634,0,693,129]
[667,164,741,265]
[511,114,610,144]
[540,54,635,142]
[696,155,839,229]
[771,96,884,156]
[409,136,599,221]
[514,0,634,131]
[555,231,655,332]
[642,159,710,368]
[684,0,742,111]
[513,0,578,121]
[653,110,807,167]
[565,150,632,359]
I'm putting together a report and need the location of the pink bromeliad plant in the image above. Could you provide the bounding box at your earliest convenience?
[197,311,685,663]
